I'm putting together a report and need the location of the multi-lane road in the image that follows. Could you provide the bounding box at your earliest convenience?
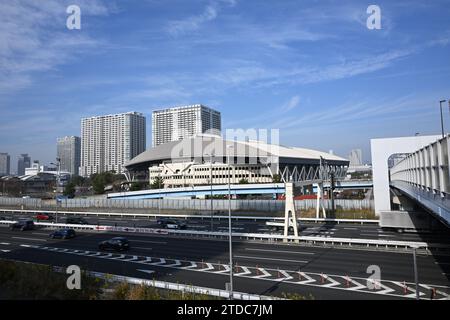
[2,210,450,244]
[0,222,449,299]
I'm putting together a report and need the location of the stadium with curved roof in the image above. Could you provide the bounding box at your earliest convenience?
[124,134,349,188]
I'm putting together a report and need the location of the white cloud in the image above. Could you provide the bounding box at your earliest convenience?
[166,0,236,36]
[281,96,300,112]
[0,0,111,94]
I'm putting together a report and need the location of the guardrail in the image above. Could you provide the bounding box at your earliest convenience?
[0,219,440,251]
[0,208,379,224]
[86,270,279,300]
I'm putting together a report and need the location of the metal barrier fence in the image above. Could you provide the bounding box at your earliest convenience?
[0,197,373,211]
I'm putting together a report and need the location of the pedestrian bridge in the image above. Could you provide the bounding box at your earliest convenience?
[389,135,450,228]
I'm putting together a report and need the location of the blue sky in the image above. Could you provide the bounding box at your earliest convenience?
[1,0,450,172]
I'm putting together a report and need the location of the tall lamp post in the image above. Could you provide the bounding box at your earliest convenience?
[50,158,61,223]
[205,153,214,232]
[227,145,234,300]
[440,100,446,138]
[411,244,420,300]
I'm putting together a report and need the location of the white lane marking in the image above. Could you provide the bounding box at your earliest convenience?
[344,277,366,291]
[245,248,315,255]
[181,261,197,269]
[296,272,316,284]
[32,232,49,236]
[0,242,10,245]
[391,281,426,298]
[214,264,231,274]
[137,269,155,275]
[370,280,395,295]
[274,270,293,281]
[234,255,308,264]
[217,227,245,231]
[198,262,215,271]
[165,259,181,267]
[149,258,166,265]
[12,237,47,242]
[1,249,11,253]
[19,244,38,248]
[123,255,139,261]
[253,268,271,278]
[132,240,167,244]
[235,266,252,276]
[138,257,153,264]
[343,227,357,230]
[322,275,340,288]
[111,254,126,260]
[435,262,450,265]
[132,246,154,251]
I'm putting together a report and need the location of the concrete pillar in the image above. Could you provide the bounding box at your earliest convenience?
[284,182,298,242]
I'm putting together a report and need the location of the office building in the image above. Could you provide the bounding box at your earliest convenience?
[17,154,31,176]
[80,112,146,177]
[348,149,363,166]
[152,104,221,147]
[0,153,10,176]
[57,136,81,176]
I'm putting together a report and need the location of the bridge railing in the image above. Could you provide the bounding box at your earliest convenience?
[390,135,450,197]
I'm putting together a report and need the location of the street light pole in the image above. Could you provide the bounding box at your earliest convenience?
[412,246,420,300]
[440,100,446,138]
[227,145,234,300]
[158,173,161,216]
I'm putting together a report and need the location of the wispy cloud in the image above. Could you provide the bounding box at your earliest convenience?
[0,0,112,94]
[166,0,236,36]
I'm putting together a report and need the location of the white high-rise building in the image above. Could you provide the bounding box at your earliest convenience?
[57,136,81,176]
[348,149,363,166]
[80,112,146,177]
[152,104,221,147]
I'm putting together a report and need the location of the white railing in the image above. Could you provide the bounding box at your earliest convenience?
[86,271,279,300]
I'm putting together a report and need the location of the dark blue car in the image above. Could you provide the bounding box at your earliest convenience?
[49,228,76,239]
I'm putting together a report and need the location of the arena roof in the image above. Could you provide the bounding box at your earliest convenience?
[125,135,348,171]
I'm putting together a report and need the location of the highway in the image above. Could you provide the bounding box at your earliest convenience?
[3,210,450,244]
[1,225,449,299]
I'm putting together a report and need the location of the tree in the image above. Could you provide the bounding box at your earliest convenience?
[63,182,76,198]
[129,182,143,191]
[150,176,164,189]
[272,174,282,183]
[91,172,114,194]
[238,178,249,184]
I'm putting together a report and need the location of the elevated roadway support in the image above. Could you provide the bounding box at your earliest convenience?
[283,182,299,242]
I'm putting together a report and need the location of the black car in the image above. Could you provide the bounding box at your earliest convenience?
[98,237,130,251]
[49,228,76,239]
[10,220,35,231]
[65,217,89,225]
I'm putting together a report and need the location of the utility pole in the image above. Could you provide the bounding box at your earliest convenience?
[227,145,234,300]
